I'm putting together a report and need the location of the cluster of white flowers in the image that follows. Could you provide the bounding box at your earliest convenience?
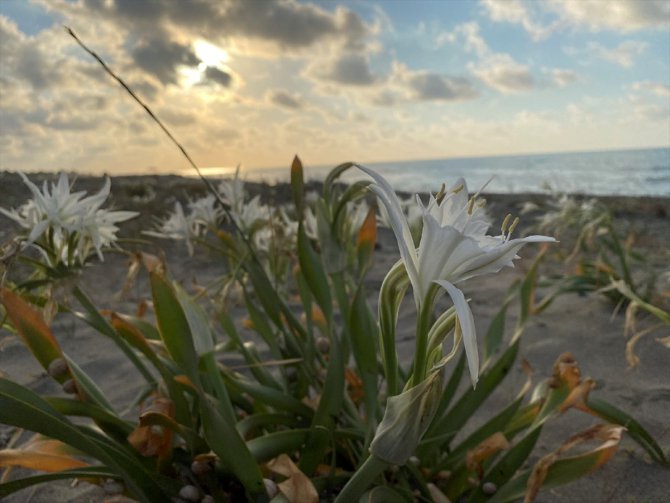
[1,173,137,265]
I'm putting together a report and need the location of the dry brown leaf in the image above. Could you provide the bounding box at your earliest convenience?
[549,353,581,389]
[466,432,510,477]
[560,378,595,413]
[524,424,624,503]
[267,454,318,503]
[127,397,174,459]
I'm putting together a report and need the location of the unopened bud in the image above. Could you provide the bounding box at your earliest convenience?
[48,358,69,379]
[316,336,330,354]
[62,379,77,394]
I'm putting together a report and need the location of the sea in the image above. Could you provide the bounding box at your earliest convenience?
[198,147,670,197]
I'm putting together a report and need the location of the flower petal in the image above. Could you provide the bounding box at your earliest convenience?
[434,280,478,387]
[357,164,421,307]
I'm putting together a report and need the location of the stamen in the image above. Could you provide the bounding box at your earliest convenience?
[501,213,512,234]
[435,183,446,204]
[508,217,520,236]
[467,197,475,215]
[451,183,465,194]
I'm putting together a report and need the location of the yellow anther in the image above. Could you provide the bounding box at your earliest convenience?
[452,183,465,194]
[501,213,512,234]
[508,217,520,236]
[467,197,475,215]
[477,198,487,208]
[435,183,446,204]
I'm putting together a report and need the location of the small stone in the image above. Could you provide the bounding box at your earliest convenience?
[102,479,124,495]
[201,496,215,503]
[263,478,278,498]
[409,456,420,466]
[47,358,68,378]
[482,482,497,495]
[191,459,211,475]
[315,337,330,354]
[62,379,77,394]
[178,485,200,502]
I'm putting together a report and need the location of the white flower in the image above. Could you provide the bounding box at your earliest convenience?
[188,194,223,232]
[218,167,245,214]
[232,195,268,231]
[358,165,555,385]
[1,173,137,263]
[144,202,196,255]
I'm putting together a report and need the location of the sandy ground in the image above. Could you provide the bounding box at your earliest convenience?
[0,172,669,502]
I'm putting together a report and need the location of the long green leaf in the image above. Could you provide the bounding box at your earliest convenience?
[0,378,168,502]
[0,467,118,498]
[149,271,200,384]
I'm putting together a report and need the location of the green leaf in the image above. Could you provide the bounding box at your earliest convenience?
[247,429,310,463]
[586,397,668,466]
[198,395,266,498]
[425,340,519,449]
[149,271,200,385]
[0,467,118,498]
[349,285,380,426]
[63,354,115,413]
[0,378,169,502]
[297,225,333,322]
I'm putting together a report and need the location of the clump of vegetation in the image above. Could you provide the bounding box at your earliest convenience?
[1,160,666,502]
[0,29,666,503]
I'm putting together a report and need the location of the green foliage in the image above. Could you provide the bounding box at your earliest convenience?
[0,162,666,503]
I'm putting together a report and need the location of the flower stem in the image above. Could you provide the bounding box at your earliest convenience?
[335,455,388,502]
[410,288,437,387]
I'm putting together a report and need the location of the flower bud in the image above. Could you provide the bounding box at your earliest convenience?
[48,358,68,378]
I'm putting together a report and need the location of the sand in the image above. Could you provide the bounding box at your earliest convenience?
[0,172,668,502]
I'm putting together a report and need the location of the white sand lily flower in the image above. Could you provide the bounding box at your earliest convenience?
[232,195,268,231]
[1,172,87,243]
[218,167,245,214]
[188,194,223,231]
[1,173,137,264]
[358,165,555,385]
[144,202,196,255]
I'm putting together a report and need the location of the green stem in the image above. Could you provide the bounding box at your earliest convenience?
[335,455,389,503]
[410,289,436,387]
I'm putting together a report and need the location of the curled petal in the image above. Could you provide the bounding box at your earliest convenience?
[434,280,478,387]
[357,164,421,307]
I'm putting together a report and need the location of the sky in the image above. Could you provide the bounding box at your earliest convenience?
[0,0,669,176]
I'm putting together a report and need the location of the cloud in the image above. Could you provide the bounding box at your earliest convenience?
[267,89,303,109]
[480,0,556,40]
[72,0,373,56]
[438,21,489,56]
[202,66,233,87]
[632,81,670,97]
[403,71,479,101]
[552,0,670,32]
[471,54,535,94]
[585,40,648,68]
[131,35,200,84]
[543,68,578,88]
[308,53,378,86]
[481,0,669,37]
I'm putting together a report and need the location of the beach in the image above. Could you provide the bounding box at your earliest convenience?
[1,172,669,502]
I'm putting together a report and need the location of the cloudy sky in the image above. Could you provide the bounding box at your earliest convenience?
[1,0,669,176]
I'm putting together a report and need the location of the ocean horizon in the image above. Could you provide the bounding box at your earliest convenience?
[197,146,669,197]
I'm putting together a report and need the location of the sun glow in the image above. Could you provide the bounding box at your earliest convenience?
[194,39,230,67]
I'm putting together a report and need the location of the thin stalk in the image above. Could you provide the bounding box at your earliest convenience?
[410,289,437,387]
